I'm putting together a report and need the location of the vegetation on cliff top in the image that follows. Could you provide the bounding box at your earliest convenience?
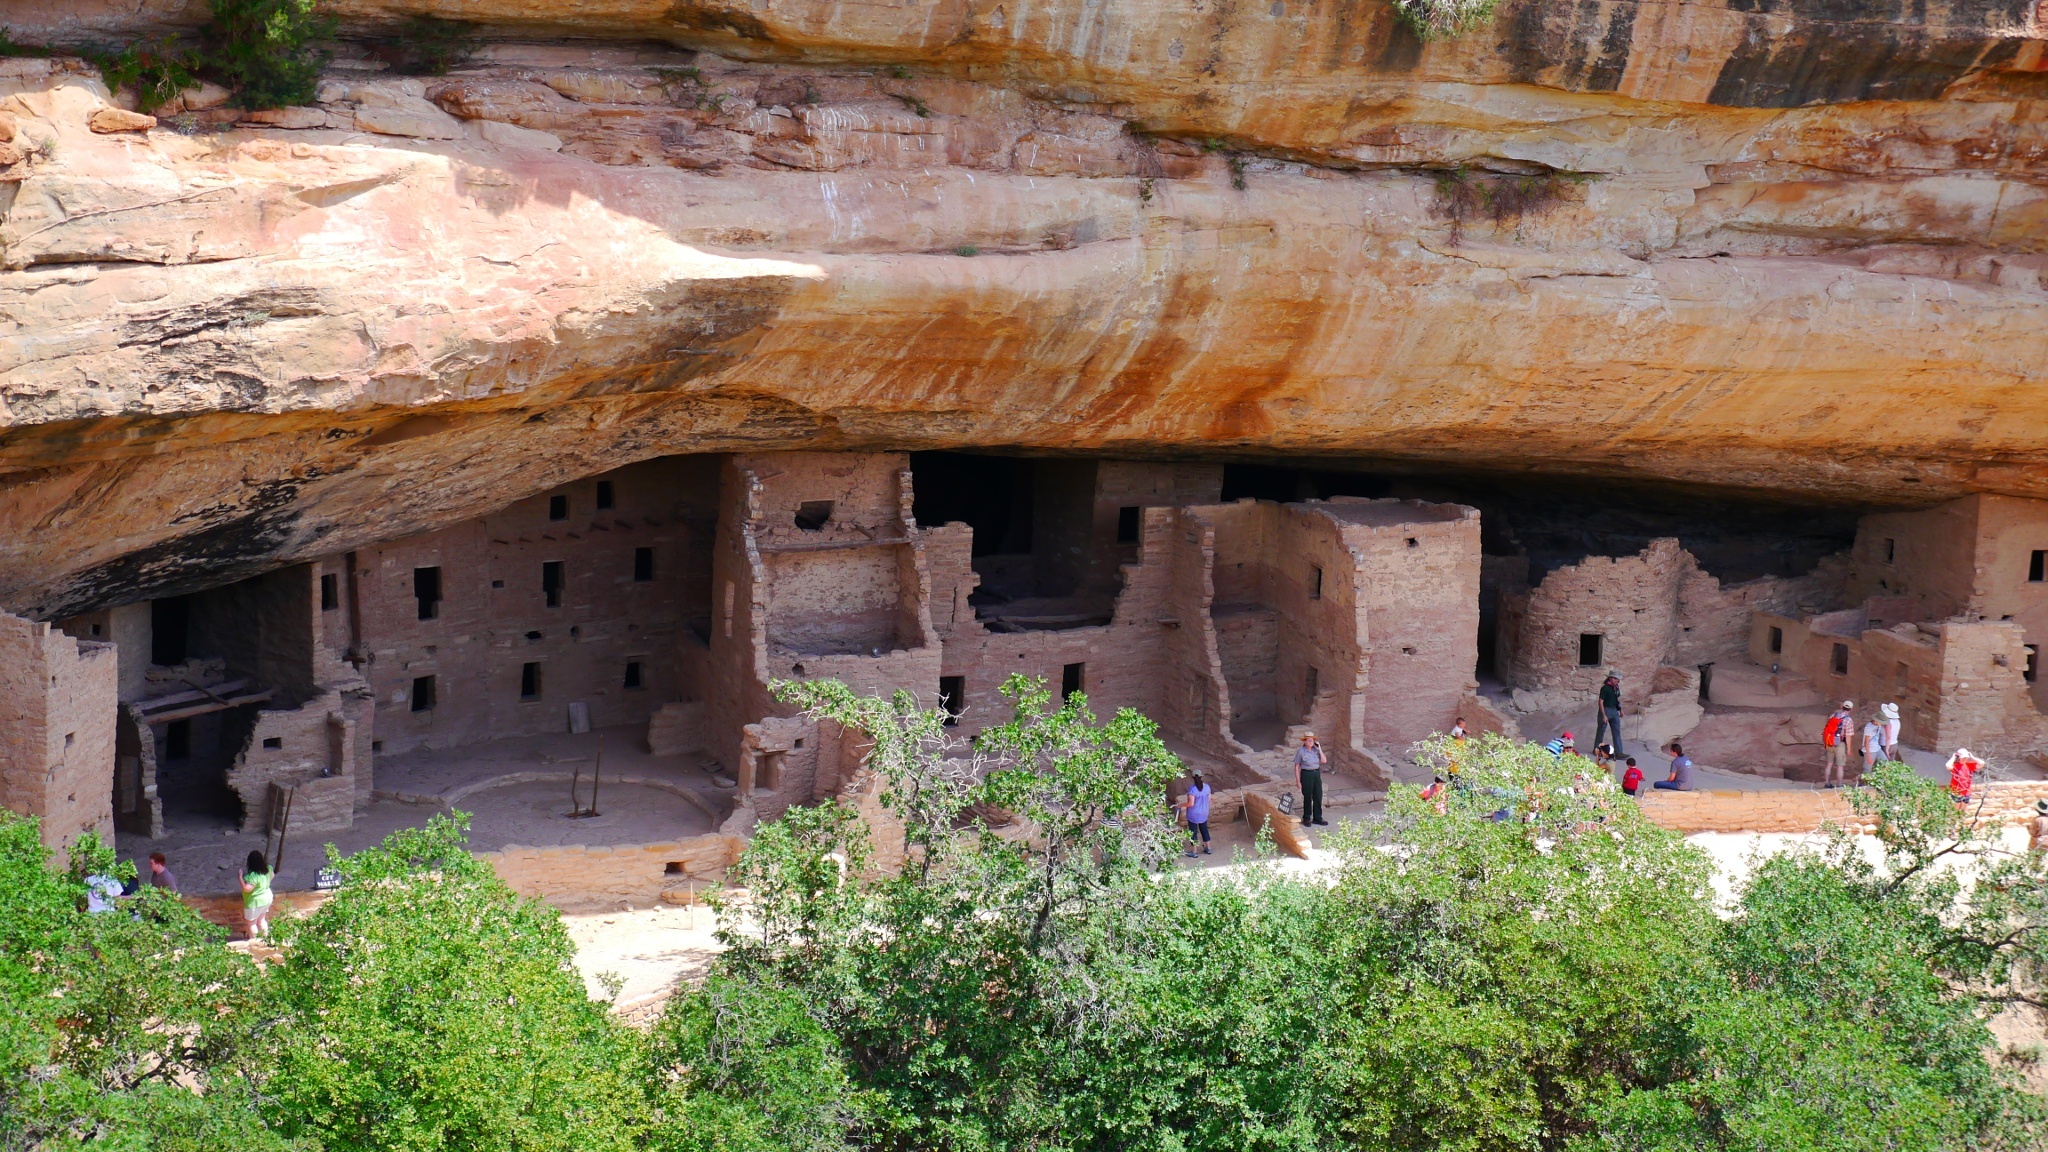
[2,680,2044,1150]
[1,0,333,113]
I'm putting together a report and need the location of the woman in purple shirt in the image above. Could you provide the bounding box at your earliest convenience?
[1180,773,1213,857]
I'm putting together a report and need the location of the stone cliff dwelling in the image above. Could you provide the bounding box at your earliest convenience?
[10,443,2048,892]
[2,0,2047,895]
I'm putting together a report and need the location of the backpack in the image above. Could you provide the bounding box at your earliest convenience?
[1822,715,1843,747]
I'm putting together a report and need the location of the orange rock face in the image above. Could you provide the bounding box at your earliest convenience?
[0,0,2044,614]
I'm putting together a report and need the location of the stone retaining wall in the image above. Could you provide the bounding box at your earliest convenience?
[1638,779,2048,835]
[480,832,745,912]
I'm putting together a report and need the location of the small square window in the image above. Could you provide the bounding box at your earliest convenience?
[623,661,645,689]
[596,480,615,510]
[795,500,834,531]
[320,573,340,611]
[549,494,568,521]
[1768,625,1783,654]
[1061,662,1085,701]
[939,675,965,725]
[634,547,655,582]
[411,675,437,712]
[1832,643,1850,676]
[1578,633,1603,667]
[520,662,542,700]
[262,736,282,749]
[1405,537,1418,548]
[1116,506,1141,544]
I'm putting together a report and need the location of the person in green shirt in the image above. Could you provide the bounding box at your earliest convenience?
[241,849,275,940]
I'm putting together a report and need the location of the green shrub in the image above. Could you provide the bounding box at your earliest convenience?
[1391,0,1501,41]
[205,0,333,110]
[84,40,199,114]
[369,14,482,77]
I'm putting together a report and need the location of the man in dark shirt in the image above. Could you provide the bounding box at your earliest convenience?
[146,851,178,893]
[1294,733,1327,828]
[1595,673,1624,756]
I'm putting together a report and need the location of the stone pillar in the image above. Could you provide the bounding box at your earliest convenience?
[0,611,118,850]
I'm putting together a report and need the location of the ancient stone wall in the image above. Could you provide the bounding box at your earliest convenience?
[0,612,116,850]
[481,832,746,913]
[1845,497,1983,620]
[1963,496,2048,715]
[348,457,716,755]
[1675,553,1850,668]
[224,685,375,833]
[1335,497,1481,748]
[1935,620,2048,756]
[1500,538,1686,708]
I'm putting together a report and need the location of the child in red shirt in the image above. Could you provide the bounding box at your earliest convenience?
[1621,757,1643,797]
[1947,749,1983,805]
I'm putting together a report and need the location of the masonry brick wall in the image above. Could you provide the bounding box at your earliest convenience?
[350,457,718,755]
[0,612,116,851]
[1335,497,1481,747]
[225,686,374,832]
[1501,538,1685,706]
[481,832,745,912]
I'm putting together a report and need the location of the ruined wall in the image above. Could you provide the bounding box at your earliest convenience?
[224,686,375,833]
[1500,538,1686,707]
[1334,498,1482,748]
[1675,553,1850,668]
[352,457,716,755]
[1934,620,2048,756]
[0,612,116,850]
[1964,495,2048,715]
[1845,497,1983,620]
[1086,462,1225,598]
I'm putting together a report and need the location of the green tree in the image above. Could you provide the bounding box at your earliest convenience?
[251,813,649,1152]
[204,0,332,110]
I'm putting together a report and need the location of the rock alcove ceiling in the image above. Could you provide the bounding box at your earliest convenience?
[0,0,2044,616]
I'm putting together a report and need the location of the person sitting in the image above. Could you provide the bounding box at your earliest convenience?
[1652,744,1695,791]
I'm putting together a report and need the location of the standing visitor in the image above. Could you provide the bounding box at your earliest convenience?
[1295,732,1327,828]
[1821,700,1853,789]
[242,850,275,941]
[1946,748,1982,806]
[1180,773,1213,857]
[2029,799,2048,853]
[1862,713,1889,776]
[1880,703,1902,760]
[1620,757,1643,797]
[1654,743,1695,791]
[1596,672,1624,755]
[146,850,178,892]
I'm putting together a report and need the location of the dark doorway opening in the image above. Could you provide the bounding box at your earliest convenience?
[151,596,190,665]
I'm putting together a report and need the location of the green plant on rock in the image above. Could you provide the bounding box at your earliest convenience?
[1391,0,1502,41]
[84,40,199,114]
[369,14,482,76]
[205,0,333,110]
[1430,164,1595,244]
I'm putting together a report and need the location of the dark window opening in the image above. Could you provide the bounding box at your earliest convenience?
[1310,565,1323,601]
[909,453,1033,557]
[150,596,190,665]
[320,573,340,611]
[549,494,568,521]
[164,719,191,761]
[939,675,966,725]
[525,630,543,642]
[1578,633,1603,667]
[1406,537,1418,548]
[1116,506,1141,544]
[634,547,655,582]
[1768,625,1783,654]
[542,561,564,608]
[520,662,542,700]
[411,675,436,712]
[1305,665,1319,698]
[414,566,442,621]
[2032,550,2046,583]
[595,480,615,510]
[1061,662,1085,701]
[262,736,282,750]
[492,579,505,589]
[1832,643,1850,675]
[1884,538,1896,563]
[2025,645,2038,684]
[623,661,644,690]
[794,500,834,531]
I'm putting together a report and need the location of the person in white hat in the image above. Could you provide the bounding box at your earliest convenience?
[1821,700,1854,789]
[1860,711,1889,778]
[2029,798,2048,854]
[1879,702,1902,760]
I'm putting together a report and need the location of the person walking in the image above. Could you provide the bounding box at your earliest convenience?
[241,850,275,941]
[146,850,178,893]
[1596,672,1624,755]
[1653,743,1695,791]
[1821,700,1853,789]
[1180,772,1214,857]
[1295,732,1327,828]
[1862,713,1889,776]
[1880,703,1902,760]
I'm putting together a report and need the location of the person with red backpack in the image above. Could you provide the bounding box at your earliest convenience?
[1820,700,1853,789]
